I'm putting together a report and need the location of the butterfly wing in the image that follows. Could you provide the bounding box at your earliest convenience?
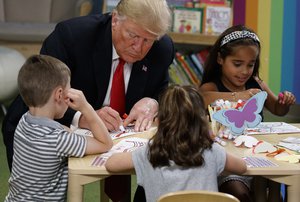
[212,91,267,135]
[213,109,245,134]
[243,91,267,128]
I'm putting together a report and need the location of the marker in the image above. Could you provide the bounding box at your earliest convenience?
[119,125,125,132]
[278,92,284,104]
[119,113,128,132]
[122,113,128,119]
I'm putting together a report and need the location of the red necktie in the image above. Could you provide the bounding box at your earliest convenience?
[110,58,126,115]
[105,58,130,201]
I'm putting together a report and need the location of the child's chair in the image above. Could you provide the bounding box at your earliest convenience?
[157,190,240,202]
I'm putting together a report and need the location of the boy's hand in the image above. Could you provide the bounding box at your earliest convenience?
[65,88,89,111]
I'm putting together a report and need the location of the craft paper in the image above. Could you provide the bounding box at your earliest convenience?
[253,141,277,153]
[212,91,267,135]
[91,137,149,167]
[234,135,259,148]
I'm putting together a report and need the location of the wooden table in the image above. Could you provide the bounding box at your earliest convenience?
[68,128,155,202]
[68,124,300,202]
[224,123,300,202]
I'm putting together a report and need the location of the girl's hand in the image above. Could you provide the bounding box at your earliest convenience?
[278,91,296,105]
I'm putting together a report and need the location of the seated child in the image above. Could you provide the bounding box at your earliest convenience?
[5,55,113,201]
[105,84,247,202]
[199,24,296,202]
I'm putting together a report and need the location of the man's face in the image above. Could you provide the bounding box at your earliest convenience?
[111,13,158,63]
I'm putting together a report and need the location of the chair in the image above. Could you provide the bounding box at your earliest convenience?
[157,190,240,202]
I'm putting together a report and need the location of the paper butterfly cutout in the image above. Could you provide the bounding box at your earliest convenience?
[212,91,267,135]
[275,154,300,164]
[253,141,277,153]
[234,135,259,148]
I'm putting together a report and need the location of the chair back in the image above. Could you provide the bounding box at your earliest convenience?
[157,190,240,202]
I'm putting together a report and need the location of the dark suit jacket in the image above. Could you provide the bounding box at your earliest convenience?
[2,13,174,170]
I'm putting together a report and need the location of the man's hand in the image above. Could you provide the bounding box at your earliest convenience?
[123,97,158,132]
[95,106,122,131]
[78,106,122,131]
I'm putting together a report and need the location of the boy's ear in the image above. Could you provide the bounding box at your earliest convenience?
[54,87,64,102]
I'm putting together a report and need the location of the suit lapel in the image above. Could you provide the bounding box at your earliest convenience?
[126,60,149,112]
[93,21,113,106]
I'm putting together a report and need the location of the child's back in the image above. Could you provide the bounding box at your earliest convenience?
[132,142,226,201]
[105,85,246,202]
[7,113,86,201]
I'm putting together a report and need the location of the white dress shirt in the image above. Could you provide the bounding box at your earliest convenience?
[71,45,132,129]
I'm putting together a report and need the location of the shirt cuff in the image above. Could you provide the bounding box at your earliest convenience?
[70,111,82,131]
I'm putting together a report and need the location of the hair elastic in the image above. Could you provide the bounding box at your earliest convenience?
[220,30,260,47]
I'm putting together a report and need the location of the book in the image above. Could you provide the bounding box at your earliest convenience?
[185,54,202,80]
[172,7,203,33]
[167,0,192,7]
[203,5,232,35]
[174,56,194,84]
[169,64,186,84]
[176,52,200,85]
[190,53,204,75]
[199,0,226,6]
[199,0,232,7]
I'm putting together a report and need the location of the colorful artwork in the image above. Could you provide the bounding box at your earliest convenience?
[91,137,149,167]
[212,91,267,135]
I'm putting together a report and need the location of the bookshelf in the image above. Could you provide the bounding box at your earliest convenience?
[168,32,218,45]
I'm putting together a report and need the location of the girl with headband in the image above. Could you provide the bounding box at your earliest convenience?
[199,25,296,202]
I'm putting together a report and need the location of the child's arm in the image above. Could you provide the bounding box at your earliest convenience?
[105,152,134,172]
[254,77,296,116]
[224,152,247,175]
[199,82,261,107]
[66,88,113,154]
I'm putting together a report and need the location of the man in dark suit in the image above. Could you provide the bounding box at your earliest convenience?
[2,0,174,201]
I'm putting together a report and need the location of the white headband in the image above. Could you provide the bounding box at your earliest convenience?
[220,30,260,47]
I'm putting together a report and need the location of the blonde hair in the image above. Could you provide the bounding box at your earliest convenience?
[18,55,71,107]
[115,0,171,38]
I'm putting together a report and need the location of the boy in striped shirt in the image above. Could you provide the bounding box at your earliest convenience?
[5,55,113,201]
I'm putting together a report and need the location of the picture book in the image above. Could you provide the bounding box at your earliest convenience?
[203,5,232,35]
[172,7,203,33]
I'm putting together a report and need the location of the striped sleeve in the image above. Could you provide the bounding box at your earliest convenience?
[56,130,87,158]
